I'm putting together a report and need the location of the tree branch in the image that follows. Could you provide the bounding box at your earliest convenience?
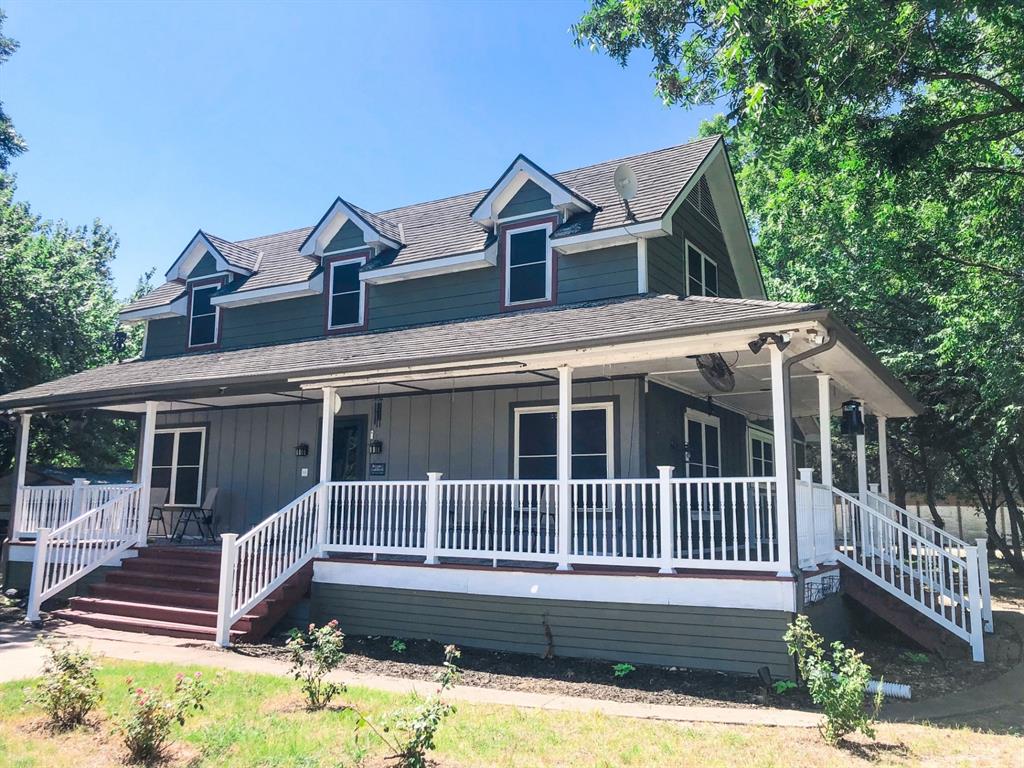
[964,164,1024,179]
[925,70,1024,110]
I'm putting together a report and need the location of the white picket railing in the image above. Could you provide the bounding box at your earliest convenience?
[25,485,145,621]
[16,482,137,537]
[325,480,429,555]
[795,473,839,569]
[570,479,659,564]
[863,489,992,632]
[834,487,986,661]
[215,485,321,646]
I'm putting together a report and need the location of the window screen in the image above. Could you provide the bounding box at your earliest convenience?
[330,260,363,327]
[507,227,549,304]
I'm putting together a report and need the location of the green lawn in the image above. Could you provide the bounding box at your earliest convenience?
[0,660,1019,768]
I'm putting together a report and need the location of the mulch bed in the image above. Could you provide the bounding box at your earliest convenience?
[237,632,816,711]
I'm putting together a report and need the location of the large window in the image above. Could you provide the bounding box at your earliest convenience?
[514,403,613,480]
[686,241,718,297]
[151,427,206,506]
[327,254,367,330]
[188,282,222,348]
[503,221,553,307]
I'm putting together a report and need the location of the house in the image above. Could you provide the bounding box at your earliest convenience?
[0,136,993,672]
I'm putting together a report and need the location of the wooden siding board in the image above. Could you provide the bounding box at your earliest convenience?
[557,244,637,304]
[311,583,793,676]
[497,180,553,219]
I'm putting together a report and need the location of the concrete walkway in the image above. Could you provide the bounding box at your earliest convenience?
[0,621,821,728]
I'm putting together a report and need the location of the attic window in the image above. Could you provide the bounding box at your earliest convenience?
[501,218,556,309]
[686,242,718,297]
[187,280,223,348]
[326,253,368,331]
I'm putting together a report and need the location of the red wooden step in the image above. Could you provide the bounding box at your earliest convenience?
[87,583,223,610]
[121,557,221,578]
[105,570,219,593]
[136,547,221,564]
[50,608,246,641]
[66,596,259,631]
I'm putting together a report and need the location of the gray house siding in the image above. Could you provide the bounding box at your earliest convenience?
[145,317,190,358]
[497,180,552,219]
[644,382,749,477]
[155,377,644,533]
[221,295,325,348]
[325,219,366,252]
[188,252,220,279]
[647,195,740,298]
[366,268,499,330]
[558,244,637,304]
[310,584,794,676]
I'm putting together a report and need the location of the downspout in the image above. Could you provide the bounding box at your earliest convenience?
[781,327,838,612]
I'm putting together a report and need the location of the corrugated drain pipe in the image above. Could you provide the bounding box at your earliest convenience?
[779,327,838,612]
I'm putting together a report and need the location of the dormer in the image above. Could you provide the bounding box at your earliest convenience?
[470,154,594,230]
[298,198,403,258]
[165,230,259,282]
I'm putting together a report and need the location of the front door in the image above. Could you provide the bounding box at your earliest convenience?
[331,416,367,481]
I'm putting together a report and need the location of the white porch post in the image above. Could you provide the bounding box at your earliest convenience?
[556,365,573,571]
[656,465,675,574]
[769,345,794,577]
[877,415,890,499]
[855,401,868,500]
[136,401,158,546]
[816,374,833,487]
[10,413,31,541]
[317,386,337,550]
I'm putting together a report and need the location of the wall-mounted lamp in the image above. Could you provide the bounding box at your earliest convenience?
[368,429,383,455]
[294,443,310,457]
[748,331,791,355]
[840,401,865,435]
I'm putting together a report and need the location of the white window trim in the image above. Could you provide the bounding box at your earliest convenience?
[513,402,614,479]
[187,283,222,349]
[747,426,775,477]
[154,427,207,507]
[683,409,722,477]
[685,240,718,297]
[327,253,368,330]
[503,221,554,307]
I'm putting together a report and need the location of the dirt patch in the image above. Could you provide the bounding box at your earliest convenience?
[237,632,814,711]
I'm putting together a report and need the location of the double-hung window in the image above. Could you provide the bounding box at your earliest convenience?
[686,242,718,297]
[514,403,614,480]
[503,220,554,308]
[188,281,222,348]
[151,427,206,506]
[749,430,775,476]
[327,253,367,330]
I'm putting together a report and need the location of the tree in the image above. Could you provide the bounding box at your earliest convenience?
[575,1,1024,570]
[0,11,26,171]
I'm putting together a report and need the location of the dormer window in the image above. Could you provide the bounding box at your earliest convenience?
[501,217,557,309]
[686,241,718,297]
[326,252,368,331]
[188,279,224,348]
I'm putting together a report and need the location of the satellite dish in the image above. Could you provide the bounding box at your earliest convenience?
[613,163,638,202]
[695,354,736,393]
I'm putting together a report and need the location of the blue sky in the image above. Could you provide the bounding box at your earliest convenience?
[4,1,714,298]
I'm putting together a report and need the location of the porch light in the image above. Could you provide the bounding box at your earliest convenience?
[747,331,791,355]
[368,429,383,455]
[294,443,310,457]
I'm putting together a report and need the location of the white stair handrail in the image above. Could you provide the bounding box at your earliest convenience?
[215,483,321,646]
[834,487,985,662]
[26,484,144,621]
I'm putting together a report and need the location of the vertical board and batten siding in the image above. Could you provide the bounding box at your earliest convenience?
[648,193,740,298]
[644,382,749,477]
[155,378,643,533]
[496,179,552,219]
[310,584,794,676]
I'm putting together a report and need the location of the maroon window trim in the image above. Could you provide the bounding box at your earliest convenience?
[185,276,227,351]
[324,249,371,335]
[498,214,559,312]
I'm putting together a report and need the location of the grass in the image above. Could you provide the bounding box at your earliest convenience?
[1,660,1021,767]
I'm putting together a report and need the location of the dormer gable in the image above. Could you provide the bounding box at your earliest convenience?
[165,230,259,282]
[471,154,594,229]
[298,197,403,258]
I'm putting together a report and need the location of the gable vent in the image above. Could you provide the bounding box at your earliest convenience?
[685,176,721,231]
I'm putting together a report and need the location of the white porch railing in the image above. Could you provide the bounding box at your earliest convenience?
[215,485,321,646]
[834,487,987,661]
[25,484,145,621]
[16,482,138,538]
[795,473,839,569]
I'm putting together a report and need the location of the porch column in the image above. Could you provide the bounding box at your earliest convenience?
[816,374,832,487]
[318,386,337,549]
[877,415,890,499]
[10,413,31,541]
[136,402,159,546]
[856,400,868,499]
[769,345,794,577]
[556,365,572,571]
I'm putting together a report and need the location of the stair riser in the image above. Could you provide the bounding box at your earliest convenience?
[88,584,221,610]
[66,597,256,631]
[136,548,220,564]
[121,560,221,578]
[105,572,219,593]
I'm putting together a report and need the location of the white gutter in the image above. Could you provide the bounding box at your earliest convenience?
[360,247,497,284]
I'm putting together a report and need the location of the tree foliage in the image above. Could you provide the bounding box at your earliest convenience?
[576,1,1024,568]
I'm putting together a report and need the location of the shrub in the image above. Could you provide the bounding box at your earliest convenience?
[391,639,408,654]
[25,638,101,729]
[612,662,636,678]
[772,679,798,695]
[286,619,346,710]
[784,615,883,744]
[356,644,462,768]
[119,671,211,762]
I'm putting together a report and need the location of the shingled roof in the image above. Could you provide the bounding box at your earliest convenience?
[122,137,722,314]
[8,294,817,409]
